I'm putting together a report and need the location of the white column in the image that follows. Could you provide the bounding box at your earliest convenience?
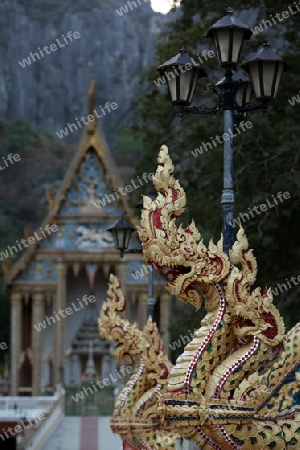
[10,292,22,395]
[32,292,45,395]
[54,262,66,386]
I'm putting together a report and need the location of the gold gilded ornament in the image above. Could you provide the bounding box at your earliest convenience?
[138,145,300,450]
[99,274,179,449]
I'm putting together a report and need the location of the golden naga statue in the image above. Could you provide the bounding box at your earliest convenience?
[98,274,178,449]
[138,145,300,450]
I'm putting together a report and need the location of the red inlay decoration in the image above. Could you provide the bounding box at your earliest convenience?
[260,312,278,339]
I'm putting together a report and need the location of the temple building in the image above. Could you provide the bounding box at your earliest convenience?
[4,83,171,396]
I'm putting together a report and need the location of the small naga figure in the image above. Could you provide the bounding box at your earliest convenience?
[98,274,179,450]
[138,145,300,450]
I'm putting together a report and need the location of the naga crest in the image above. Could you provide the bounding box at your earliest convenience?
[99,274,171,382]
[138,145,230,310]
[99,274,145,364]
[98,274,177,449]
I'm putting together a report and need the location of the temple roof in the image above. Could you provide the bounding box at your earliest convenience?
[4,81,135,285]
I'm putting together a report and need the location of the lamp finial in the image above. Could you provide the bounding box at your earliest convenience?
[226,7,234,15]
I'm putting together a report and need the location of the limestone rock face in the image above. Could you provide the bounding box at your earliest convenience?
[0,0,164,140]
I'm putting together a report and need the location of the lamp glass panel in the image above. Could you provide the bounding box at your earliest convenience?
[245,82,253,104]
[262,61,284,98]
[113,228,122,250]
[249,62,261,98]
[214,28,244,65]
[109,229,117,248]
[235,82,252,107]
[187,69,200,103]
[167,70,178,103]
[250,61,284,99]
[123,228,133,250]
[112,228,127,251]
[231,29,244,64]
[180,69,194,103]
[274,62,284,98]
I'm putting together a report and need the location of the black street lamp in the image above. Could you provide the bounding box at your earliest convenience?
[157,7,290,255]
[206,7,252,68]
[107,216,136,258]
[241,41,290,102]
[157,47,207,107]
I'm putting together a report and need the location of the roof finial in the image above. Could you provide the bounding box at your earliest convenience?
[88,80,97,134]
[89,80,95,115]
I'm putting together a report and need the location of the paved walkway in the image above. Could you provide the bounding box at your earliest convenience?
[43,417,122,450]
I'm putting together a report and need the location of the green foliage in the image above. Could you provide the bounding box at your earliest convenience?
[131,1,300,342]
[0,121,70,250]
[0,121,71,351]
[0,120,40,152]
[113,132,144,165]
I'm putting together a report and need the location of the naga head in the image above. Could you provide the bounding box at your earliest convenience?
[226,229,285,347]
[143,317,172,384]
[138,145,230,310]
[99,274,172,382]
[138,146,285,349]
[99,275,177,448]
[99,274,146,363]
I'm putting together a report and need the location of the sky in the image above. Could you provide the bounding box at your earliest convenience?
[150,0,172,14]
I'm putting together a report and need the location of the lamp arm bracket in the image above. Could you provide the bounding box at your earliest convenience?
[183,104,221,115]
[206,82,223,98]
[233,100,268,114]
[180,82,223,116]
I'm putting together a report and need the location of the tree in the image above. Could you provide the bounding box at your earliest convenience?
[0,121,70,367]
[132,0,300,337]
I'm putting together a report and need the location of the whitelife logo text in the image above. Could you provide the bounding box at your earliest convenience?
[191,121,253,158]
[0,224,58,261]
[34,295,96,332]
[56,102,118,139]
[227,192,290,228]
[0,153,21,171]
[18,32,81,68]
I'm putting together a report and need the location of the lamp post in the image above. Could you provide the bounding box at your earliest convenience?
[157,7,290,255]
[107,214,155,320]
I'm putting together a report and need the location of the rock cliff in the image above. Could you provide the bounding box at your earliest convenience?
[0,0,164,142]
